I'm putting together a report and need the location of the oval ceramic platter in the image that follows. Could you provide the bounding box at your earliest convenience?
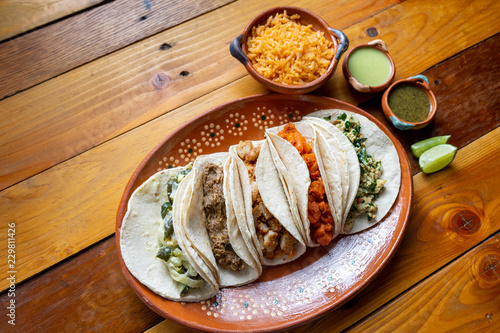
[116,94,413,332]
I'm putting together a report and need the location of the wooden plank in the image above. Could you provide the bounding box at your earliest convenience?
[348,235,500,332]
[310,127,500,332]
[0,0,402,190]
[0,32,497,297]
[2,126,497,331]
[0,0,499,290]
[0,236,165,332]
[0,0,106,42]
[0,0,235,99]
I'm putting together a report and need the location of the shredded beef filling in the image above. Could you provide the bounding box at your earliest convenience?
[236,141,296,259]
[202,163,244,271]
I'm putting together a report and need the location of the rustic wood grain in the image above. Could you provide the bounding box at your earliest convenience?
[0,236,165,332]
[4,0,498,192]
[348,234,500,332]
[0,0,401,191]
[1,51,499,332]
[0,0,106,42]
[1,126,498,332]
[1,0,499,291]
[0,0,235,99]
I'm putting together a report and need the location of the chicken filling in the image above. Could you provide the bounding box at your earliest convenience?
[235,141,296,259]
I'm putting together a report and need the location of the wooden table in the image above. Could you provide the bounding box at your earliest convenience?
[1,0,499,331]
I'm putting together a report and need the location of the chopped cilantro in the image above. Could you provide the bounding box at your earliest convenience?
[358,147,368,164]
[353,137,367,148]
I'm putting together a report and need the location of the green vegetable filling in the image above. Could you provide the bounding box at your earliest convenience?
[331,113,387,223]
[155,166,203,295]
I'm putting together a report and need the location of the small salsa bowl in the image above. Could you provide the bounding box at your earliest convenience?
[230,6,349,94]
[342,39,395,93]
[381,75,437,130]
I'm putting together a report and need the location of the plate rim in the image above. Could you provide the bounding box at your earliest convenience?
[115,93,413,332]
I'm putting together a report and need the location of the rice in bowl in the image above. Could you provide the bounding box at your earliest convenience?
[246,11,334,85]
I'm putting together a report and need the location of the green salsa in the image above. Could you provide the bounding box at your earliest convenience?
[347,47,392,86]
[388,84,430,123]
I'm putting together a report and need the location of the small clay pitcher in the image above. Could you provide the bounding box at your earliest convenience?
[381,75,438,130]
[342,39,395,93]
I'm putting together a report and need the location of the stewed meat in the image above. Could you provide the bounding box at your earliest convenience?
[202,163,244,271]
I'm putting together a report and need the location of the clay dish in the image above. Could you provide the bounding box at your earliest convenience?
[382,74,437,130]
[116,94,413,332]
[230,6,348,94]
[342,39,395,93]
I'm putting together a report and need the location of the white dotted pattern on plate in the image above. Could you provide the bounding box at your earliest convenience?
[156,104,397,321]
[185,203,399,321]
[156,106,304,171]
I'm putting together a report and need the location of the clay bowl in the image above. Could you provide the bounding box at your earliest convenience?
[342,39,395,93]
[382,75,437,130]
[230,6,348,94]
[116,94,413,332]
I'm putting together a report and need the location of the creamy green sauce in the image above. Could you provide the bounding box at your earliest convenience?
[388,84,430,123]
[348,47,392,86]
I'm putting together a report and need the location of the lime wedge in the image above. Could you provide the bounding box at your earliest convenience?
[411,135,451,158]
[419,144,457,174]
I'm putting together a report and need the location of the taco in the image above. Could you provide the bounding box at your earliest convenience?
[307,109,401,234]
[302,116,360,227]
[183,152,261,287]
[119,166,218,302]
[265,122,344,247]
[229,140,306,266]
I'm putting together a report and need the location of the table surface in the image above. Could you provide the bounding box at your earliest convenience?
[1,0,499,332]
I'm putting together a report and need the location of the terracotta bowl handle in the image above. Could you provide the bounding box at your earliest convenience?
[408,74,431,89]
[230,34,247,65]
[329,28,349,61]
[349,76,371,92]
[367,39,388,51]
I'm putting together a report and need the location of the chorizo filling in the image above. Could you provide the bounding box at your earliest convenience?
[202,163,245,271]
[235,141,296,259]
[277,124,335,246]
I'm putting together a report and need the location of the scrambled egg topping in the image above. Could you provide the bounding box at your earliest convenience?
[328,114,387,223]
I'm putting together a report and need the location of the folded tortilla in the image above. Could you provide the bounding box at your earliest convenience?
[229,140,306,266]
[302,116,360,227]
[266,122,343,247]
[307,109,402,234]
[120,167,218,302]
[183,152,261,287]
